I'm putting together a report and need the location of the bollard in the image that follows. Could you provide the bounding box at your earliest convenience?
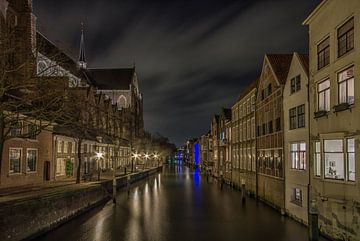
[309,199,319,241]
[127,175,131,196]
[241,179,246,204]
[220,174,224,190]
[112,178,117,203]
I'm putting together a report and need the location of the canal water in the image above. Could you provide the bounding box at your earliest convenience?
[37,164,328,241]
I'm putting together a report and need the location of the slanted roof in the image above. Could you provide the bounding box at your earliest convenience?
[88,68,135,90]
[297,54,309,76]
[221,108,232,120]
[266,54,293,84]
[235,78,259,103]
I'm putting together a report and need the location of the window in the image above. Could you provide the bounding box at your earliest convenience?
[251,95,256,111]
[347,138,355,182]
[297,105,305,128]
[338,66,354,105]
[26,149,37,172]
[267,84,272,96]
[257,125,261,136]
[292,188,302,205]
[290,75,301,94]
[261,90,265,100]
[289,107,297,130]
[64,141,68,153]
[338,18,354,57]
[247,120,251,140]
[57,141,62,153]
[317,37,330,70]
[324,139,344,180]
[10,122,22,137]
[318,80,330,111]
[72,142,76,153]
[268,121,273,134]
[9,148,21,174]
[56,158,66,176]
[262,123,266,136]
[275,118,281,132]
[314,141,321,177]
[27,124,38,140]
[251,117,255,139]
[290,142,306,170]
[247,99,250,114]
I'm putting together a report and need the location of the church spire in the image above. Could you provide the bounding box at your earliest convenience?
[78,23,87,69]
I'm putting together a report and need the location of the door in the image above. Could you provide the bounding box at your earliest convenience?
[44,161,50,181]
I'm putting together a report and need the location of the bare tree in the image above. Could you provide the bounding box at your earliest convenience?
[0,9,69,180]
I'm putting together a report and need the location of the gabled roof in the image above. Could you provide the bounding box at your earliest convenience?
[297,54,309,76]
[266,54,293,84]
[88,68,135,90]
[235,78,259,103]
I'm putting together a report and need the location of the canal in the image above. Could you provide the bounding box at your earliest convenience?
[37,164,328,241]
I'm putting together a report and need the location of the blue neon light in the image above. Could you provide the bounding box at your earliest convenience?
[194,143,199,166]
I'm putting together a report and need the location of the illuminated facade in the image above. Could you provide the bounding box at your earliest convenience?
[231,80,257,194]
[304,0,360,239]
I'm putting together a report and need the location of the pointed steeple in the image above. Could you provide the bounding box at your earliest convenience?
[78,23,87,69]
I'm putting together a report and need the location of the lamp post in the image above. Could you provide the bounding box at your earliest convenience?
[144,153,149,169]
[95,151,103,181]
[132,152,139,173]
[154,154,159,168]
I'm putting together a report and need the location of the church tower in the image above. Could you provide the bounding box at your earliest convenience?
[78,23,87,69]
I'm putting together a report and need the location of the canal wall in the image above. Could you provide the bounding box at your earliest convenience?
[0,166,162,241]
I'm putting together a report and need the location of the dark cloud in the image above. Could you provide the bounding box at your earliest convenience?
[34,0,320,146]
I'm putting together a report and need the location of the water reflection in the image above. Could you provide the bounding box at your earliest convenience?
[37,164,329,241]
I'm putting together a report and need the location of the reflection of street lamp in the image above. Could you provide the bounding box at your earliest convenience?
[95,152,103,181]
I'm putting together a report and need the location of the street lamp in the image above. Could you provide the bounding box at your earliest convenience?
[144,153,150,169]
[131,152,139,173]
[95,152,103,181]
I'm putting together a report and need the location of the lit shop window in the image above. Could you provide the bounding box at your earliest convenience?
[347,138,355,182]
[314,141,321,177]
[290,142,306,170]
[318,80,330,111]
[26,149,37,172]
[9,148,21,174]
[324,139,344,180]
[338,66,354,105]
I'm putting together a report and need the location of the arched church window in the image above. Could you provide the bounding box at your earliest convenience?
[117,95,127,108]
[37,61,47,76]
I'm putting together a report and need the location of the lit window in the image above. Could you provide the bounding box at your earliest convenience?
[251,117,255,139]
[290,142,306,170]
[338,66,354,105]
[324,139,344,180]
[338,18,354,57]
[347,138,355,182]
[317,37,330,70]
[290,75,301,94]
[26,149,37,172]
[64,142,68,154]
[314,141,321,177]
[318,80,330,111]
[9,148,21,174]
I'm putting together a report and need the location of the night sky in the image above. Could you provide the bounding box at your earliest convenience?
[34,0,320,146]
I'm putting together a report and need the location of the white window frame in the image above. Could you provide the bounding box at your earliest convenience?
[9,148,22,174]
[26,148,38,173]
